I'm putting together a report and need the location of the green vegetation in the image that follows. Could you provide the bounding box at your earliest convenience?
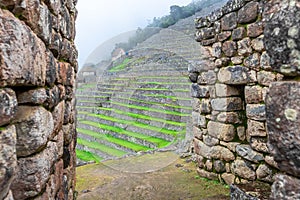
[110,101,190,117]
[79,120,171,148]
[76,149,103,163]
[77,138,127,157]
[77,128,152,152]
[109,58,132,72]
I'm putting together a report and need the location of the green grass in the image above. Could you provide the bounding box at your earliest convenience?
[76,149,103,163]
[86,112,181,136]
[79,120,171,148]
[133,81,190,85]
[110,101,190,117]
[77,128,152,152]
[109,58,132,72]
[79,107,186,127]
[77,138,127,157]
[144,94,190,101]
[133,87,189,92]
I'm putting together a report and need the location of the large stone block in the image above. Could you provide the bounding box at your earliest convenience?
[237,1,259,24]
[221,12,237,31]
[0,125,17,200]
[194,140,235,161]
[270,174,300,200]
[190,84,210,98]
[211,97,243,111]
[237,37,252,56]
[11,141,59,200]
[236,144,264,163]
[13,106,54,157]
[217,112,242,124]
[0,89,17,126]
[257,71,276,86]
[197,70,216,85]
[222,41,237,57]
[218,66,249,85]
[231,159,256,180]
[247,119,266,137]
[0,9,47,87]
[245,86,263,104]
[264,0,300,76]
[17,88,48,105]
[246,104,266,121]
[207,121,236,142]
[215,83,240,97]
[13,0,52,44]
[266,82,300,178]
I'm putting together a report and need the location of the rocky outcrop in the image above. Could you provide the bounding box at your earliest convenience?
[0,1,77,199]
[193,0,299,198]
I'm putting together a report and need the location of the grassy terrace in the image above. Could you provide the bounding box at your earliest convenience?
[76,149,103,163]
[77,138,128,157]
[77,128,152,152]
[78,120,171,148]
[109,58,132,72]
[79,107,186,127]
[80,112,181,136]
[109,101,190,117]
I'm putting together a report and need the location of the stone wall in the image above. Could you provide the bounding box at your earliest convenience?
[192,0,300,198]
[0,0,78,199]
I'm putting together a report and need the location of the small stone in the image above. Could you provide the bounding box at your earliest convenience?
[237,126,246,141]
[218,66,249,85]
[193,126,203,140]
[218,31,231,41]
[217,112,242,124]
[215,83,240,97]
[247,119,266,137]
[247,22,264,38]
[220,141,240,153]
[200,99,212,114]
[244,53,260,70]
[232,27,246,41]
[257,71,276,86]
[246,104,266,121]
[251,36,265,52]
[195,27,216,41]
[245,85,263,104]
[236,145,264,163]
[207,121,236,142]
[212,42,222,58]
[197,168,218,180]
[197,70,217,85]
[251,137,269,153]
[189,72,198,83]
[238,1,259,24]
[265,156,279,170]
[256,164,273,182]
[192,112,206,128]
[203,135,219,147]
[0,89,17,126]
[260,51,271,70]
[238,37,252,56]
[222,41,237,57]
[221,12,237,31]
[192,98,200,112]
[231,159,256,180]
[231,56,243,65]
[221,173,235,185]
[211,97,243,111]
[191,84,210,98]
[205,160,213,171]
[214,160,226,173]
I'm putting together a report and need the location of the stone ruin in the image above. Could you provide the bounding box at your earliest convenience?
[0,0,299,199]
[192,0,300,199]
[0,0,78,199]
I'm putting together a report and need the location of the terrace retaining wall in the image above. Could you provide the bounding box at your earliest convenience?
[0,0,78,199]
[192,0,300,198]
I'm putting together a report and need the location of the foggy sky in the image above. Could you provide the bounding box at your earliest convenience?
[75,0,192,68]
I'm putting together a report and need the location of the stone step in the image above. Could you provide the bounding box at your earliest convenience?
[76,143,119,160]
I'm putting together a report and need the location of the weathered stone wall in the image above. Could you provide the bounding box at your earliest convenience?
[0,0,78,199]
[192,0,300,198]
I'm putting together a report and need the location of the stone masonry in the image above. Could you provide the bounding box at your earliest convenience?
[192,0,300,198]
[0,0,78,199]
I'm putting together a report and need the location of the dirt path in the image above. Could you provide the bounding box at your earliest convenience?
[76,151,229,200]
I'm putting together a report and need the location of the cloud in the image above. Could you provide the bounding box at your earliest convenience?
[75,0,192,68]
